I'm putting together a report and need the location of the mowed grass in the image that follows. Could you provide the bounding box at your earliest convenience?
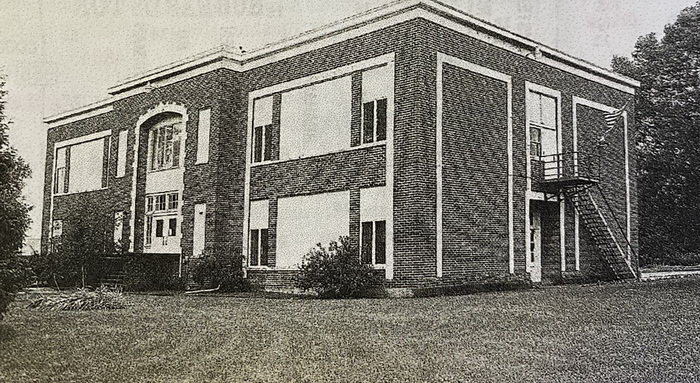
[2,279,700,383]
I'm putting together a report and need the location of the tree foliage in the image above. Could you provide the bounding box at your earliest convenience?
[32,206,117,288]
[612,3,700,264]
[0,73,32,319]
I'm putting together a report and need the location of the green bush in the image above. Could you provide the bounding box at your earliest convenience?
[296,236,382,298]
[190,251,249,292]
[28,285,126,311]
[123,254,185,292]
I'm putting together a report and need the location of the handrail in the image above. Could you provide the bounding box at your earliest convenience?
[536,151,601,182]
[593,183,639,268]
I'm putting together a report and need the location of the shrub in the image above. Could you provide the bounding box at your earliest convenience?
[296,236,382,298]
[0,255,32,320]
[189,251,249,292]
[122,254,185,292]
[28,285,126,311]
[31,206,121,289]
[30,250,80,288]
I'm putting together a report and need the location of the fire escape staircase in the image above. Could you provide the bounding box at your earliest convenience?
[538,152,637,280]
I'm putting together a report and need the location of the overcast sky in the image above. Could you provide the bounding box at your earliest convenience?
[0,0,694,238]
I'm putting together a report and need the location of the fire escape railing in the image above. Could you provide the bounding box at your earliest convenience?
[538,151,597,182]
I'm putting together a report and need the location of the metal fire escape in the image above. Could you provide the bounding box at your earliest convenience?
[537,152,637,280]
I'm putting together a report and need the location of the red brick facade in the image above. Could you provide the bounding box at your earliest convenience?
[42,5,638,292]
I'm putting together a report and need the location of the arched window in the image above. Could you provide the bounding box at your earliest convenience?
[148,116,182,171]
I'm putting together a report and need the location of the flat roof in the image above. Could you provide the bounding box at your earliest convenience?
[45,0,640,126]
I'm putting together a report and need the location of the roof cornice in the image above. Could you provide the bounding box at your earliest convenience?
[45,0,640,126]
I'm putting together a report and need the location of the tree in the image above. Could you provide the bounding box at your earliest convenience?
[612,3,700,265]
[0,73,32,319]
[32,206,117,288]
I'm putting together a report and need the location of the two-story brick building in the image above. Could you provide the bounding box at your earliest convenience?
[42,0,640,294]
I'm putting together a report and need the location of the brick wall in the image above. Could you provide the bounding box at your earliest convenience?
[441,64,510,282]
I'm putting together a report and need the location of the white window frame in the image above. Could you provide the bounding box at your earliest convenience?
[251,97,273,164]
[148,118,182,172]
[252,124,272,163]
[359,186,390,270]
[144,190,180,248]
[248,199,270,268]
[527,90,559,159]
[52,131,111,196]
[53,147,67,194]
[361,98,388,145]
[244,54,395,279]
[524,82,565,272]
[360,219,387,266]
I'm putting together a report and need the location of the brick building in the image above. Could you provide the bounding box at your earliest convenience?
[42,0,640,293]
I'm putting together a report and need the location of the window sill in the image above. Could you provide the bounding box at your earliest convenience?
[147,166,181,174]
[145,210,179,217]
[53,187,109,197]
[250,141,386,168]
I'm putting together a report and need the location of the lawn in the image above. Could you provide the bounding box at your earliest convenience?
[1,279,700,383]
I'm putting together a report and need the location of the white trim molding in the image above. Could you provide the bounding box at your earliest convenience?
[242,53,396,279]
[54,129,112,149]
[436,52,514,277]
[44,101,114,128]
[525,82,563,275]
[48,129,113,243]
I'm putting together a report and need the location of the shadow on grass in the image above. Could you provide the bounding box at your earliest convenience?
[0,323,16,343]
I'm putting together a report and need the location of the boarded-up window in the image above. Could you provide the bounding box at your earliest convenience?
[116,130,128,178]
[196,109,210,164]
[193,204,206,257]
[68,138,105,193]
[276,191,349,269]
[279,76,351,160]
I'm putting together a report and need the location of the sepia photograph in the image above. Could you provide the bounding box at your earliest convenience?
[1,0,699,381]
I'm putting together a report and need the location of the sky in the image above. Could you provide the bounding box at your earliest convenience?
[0,0,695,239]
